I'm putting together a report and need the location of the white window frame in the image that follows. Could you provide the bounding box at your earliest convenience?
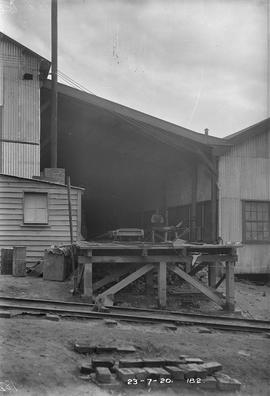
[23,192,49,225]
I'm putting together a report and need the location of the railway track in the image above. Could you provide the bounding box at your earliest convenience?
[0,296,269,333]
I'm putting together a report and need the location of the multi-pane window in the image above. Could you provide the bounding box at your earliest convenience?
[23,192,48,224]
[243,201,270,243]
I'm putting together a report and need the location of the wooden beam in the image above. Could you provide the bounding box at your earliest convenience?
[93,263,136,291]
[97,264,155,298]
[225,262,235,311]
[191,164,198,241]
[158,262,167,308]
[195,254,237,263]
[83,262,93,301]
[188,262,208,276]
[145,269,154,294]
[168,263,224,307]
[208,262,217,287]
[215,273,226,289]
[78,255,191,264]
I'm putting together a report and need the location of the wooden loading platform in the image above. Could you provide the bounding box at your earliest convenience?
[75,241,241,311]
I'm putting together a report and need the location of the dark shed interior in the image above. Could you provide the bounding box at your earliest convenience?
[41,82,222,241]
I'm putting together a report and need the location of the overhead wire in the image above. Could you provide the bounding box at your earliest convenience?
[57,70,96,95]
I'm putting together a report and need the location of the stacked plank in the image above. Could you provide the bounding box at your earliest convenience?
[74,343,241,391]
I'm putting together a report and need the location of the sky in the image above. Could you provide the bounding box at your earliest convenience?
[1,0,269,137]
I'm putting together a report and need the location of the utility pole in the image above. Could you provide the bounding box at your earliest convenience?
[50,0,58,168]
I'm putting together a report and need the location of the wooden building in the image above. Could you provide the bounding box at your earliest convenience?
[0,173,83,265]
[0,33,83,267]
[219,119,270,273]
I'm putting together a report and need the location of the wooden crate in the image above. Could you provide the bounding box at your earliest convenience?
[12,247,26,277]
[43,251,70,281]
[1,248,13,275]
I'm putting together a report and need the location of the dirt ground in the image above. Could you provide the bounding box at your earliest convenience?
[0,275,269,395]
[0,275,269,320]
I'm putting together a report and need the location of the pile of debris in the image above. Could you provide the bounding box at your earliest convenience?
[74,342,241,392]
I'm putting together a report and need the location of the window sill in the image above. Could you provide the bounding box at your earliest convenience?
[20,224,51,228]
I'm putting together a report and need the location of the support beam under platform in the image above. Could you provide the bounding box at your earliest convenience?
[83,262,93,302]
[168,263,225,308]
[92,263,137,292]
[97,263,155,299]
[158,262,167,308]
[225,262,235,311]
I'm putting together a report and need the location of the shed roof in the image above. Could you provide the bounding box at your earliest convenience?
[43,80,230,149]
[225,118,270,145]
[0,173,84,190]
[0,32,51,79]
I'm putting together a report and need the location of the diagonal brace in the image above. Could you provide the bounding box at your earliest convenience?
[97,264,155,298]
[168,263,225,307]
[93,263,137,292]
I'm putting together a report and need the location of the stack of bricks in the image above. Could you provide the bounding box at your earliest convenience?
[74,343,241,391]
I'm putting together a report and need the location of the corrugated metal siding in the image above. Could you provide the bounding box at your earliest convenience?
[219,129,270,273]
[0,175,82,265]
[227,132,269,158]
[0,37,40,177]
[2,142,40,178]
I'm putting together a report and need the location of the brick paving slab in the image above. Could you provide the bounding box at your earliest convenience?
[116,345,136,353]
[215,373,241,391]
[0,311,11,318]
[165,358,186,366]
[184,357,204,364]
[142,358,166,367]
[74,343,96,354]
[115,367,135,382]
[200,376,217,390]
[92,358,115,368]
[144,367,171,379]
[79,362,94,374]
[165,366,185,380]
[179,363,202,379]
[96,345,117,353]
[129,367,148,381]
[119,358,144,368]
[95,367,112,383]
[201,361,222,374]
[186,364,207,378]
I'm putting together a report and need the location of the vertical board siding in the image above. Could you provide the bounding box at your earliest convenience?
[219,130,270,273]
[1,37,40,177]
[228,132,269,159]
[0,175,82,265]
[2,142,40,178]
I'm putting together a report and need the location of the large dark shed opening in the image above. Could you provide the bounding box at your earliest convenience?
[41,82,224,241]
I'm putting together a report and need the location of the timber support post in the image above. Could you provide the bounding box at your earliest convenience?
[225,261,235,311]
[83,250,93,302]
[211,153,218,243]
[158,262,167,309]
[191,163,198,241]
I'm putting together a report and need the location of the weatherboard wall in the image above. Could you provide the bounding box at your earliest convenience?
[0,175,82,265]
[218,130,270,273]
[0,36,40,178]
